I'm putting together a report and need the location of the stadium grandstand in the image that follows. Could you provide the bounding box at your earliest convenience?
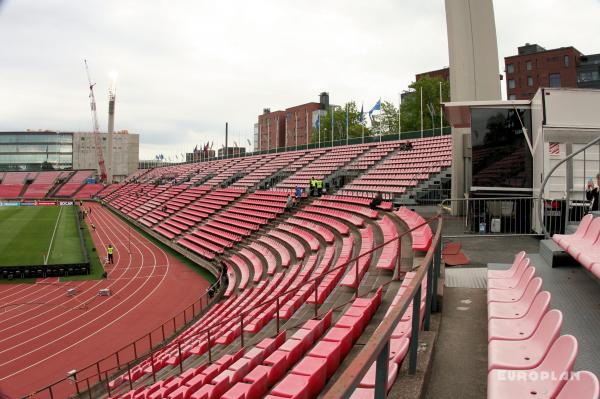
[1,1,599,399]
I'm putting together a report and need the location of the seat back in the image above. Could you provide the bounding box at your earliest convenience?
[514,266,536,289]
[574,214,594,237]
[511,257,531,281]
[525,291,552,324]
[519,275,544,305]
[536,335,578,395]
[583,217,600,245]
[557,370,600,399]
[530,309,563,351]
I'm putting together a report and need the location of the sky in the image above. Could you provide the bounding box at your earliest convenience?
[0,0,599,160]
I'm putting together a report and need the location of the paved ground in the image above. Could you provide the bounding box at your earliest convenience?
[424,287,488,399]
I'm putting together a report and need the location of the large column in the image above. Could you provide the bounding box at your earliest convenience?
[445,0,501,211]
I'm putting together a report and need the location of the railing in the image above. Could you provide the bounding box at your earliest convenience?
[137,127,452,169]
[324,213,443,398]
[538,135,600,238]
[26,212,438,399]
[440,196,591,237]
[24,275,224,399]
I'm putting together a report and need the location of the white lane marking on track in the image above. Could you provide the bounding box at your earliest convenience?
[0,205,171,381]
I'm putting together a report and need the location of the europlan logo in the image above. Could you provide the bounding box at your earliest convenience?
[495,370,580,382]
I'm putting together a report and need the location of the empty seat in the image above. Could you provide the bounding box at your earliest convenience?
[556,370,599,399]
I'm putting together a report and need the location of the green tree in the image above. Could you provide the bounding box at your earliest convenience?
[311,101,372,144]
[400,76,450,133]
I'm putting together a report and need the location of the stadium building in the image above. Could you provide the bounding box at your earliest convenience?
[0,130,139,182]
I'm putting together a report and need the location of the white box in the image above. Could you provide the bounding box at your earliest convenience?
[490,218,501,233]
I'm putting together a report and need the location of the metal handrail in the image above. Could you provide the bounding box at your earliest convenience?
[324,213,443,398]
[538,135,600,238]
[27,209,436,398]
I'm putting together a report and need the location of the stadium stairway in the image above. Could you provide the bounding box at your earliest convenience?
[102,193,432,399]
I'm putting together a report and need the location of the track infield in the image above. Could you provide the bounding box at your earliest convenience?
[0,206,84,266]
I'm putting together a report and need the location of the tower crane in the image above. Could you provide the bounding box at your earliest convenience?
[84,59,108,182]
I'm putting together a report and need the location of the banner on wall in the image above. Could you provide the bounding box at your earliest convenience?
[0,202,20,207]
[36,201,57,206]
[59,201,74,206]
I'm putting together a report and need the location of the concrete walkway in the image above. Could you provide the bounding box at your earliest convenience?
[424,287,488,399]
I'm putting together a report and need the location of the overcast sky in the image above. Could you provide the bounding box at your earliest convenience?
[0,0,598,159]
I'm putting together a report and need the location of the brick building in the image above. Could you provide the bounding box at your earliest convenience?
[257,93,329,151]
[504,44,583,100]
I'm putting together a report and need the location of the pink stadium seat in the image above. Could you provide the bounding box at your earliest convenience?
[487,262,533,290]
[488,293,552,341]
[552,214,593,247]
[487,286,548,320]
[488,335,578,399]
[556,371,600,399]
[487,251,527,279]
[488,310,563,371]
[488,277,542,304]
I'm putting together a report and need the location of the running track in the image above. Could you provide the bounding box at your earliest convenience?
[0,203,209,398]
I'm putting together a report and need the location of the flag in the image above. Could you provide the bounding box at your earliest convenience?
[359,104,364,123]
[315,114,320,129]
[368,99,381,116]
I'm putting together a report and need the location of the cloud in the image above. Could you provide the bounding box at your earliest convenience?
[0,0,598,160]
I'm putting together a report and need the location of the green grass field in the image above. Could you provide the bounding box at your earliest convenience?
[0,206,85,266]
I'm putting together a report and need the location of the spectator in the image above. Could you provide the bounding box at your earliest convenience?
[295,186,302,199]
[286,194,293,210]
[310,177,316,196]
[586,173,600,211]
[91,223,96,232]
[370,192,383,210]
[316,179,323,196]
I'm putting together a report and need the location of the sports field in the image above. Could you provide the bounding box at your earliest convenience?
[0,205,85,266]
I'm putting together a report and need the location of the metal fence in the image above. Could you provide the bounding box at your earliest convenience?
[440,197,591,237]
[324,214,443,398]
[25,214,438,399]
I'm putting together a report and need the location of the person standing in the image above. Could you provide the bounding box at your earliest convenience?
[91,223,96,232]
[286,194,293,210]
[586,173,600,211]
[295,185,302,200]
[107,244,114,264]
[310,177,316,197]
[316,179,323,197]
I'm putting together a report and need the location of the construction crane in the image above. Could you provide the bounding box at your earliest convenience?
[84,59,107,182]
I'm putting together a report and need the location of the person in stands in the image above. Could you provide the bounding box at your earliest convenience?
[586,173,600,211]
[370,192,383,210]
[91,223,96,232]
[310,177,316,196]
[316,179,323,196]
[107,244,114,264]
[295,185,302,200]
[286,194,293,210]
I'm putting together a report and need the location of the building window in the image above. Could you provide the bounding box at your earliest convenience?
[564,55,569,67]
[526,61,532,71]
[527,76,533,87]
[507,64,514,74]
[549,73,561,87]
[508,94,517,100]
[508,79,516,89]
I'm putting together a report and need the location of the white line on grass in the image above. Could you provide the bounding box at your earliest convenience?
[44,207,63,265]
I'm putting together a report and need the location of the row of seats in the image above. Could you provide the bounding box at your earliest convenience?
[552,214,600,279]
[55,170,94,196]
[394,207,433,251]
[486,252,599,398]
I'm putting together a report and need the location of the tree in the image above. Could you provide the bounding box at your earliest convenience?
[399,76,450,133]
[311,101,372,144]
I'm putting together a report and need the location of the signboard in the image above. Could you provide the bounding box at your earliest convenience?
[59,201,74,206]
[20,201,35,206]
[36,201,57,206]
[0,202,20,207]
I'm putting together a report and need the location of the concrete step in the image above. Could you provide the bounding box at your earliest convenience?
[539,239,573,268]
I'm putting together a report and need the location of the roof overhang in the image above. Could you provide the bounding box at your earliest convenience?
[442,99,531,128]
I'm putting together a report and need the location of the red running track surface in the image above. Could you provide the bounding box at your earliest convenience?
[0,203,209,398]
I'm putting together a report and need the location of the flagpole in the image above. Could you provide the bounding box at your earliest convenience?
[345,104,349,145]
[330,106,334,148]
[439,81,443,136]
[276,116,279,153]
[361,101,364,144]
[420,87,424,138]
[318,113,321,148]
[398,92,401,141]
[285,114,288,151]
[267,118,270,152]
[305,109,309,149]
[295,112,298,150]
